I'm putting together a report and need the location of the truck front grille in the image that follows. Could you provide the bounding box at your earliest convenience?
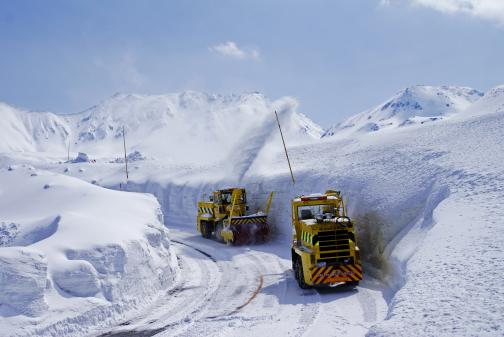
[316,230,351,265]
[317,230,350,251]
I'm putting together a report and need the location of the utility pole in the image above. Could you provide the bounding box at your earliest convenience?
[122,126,129,181]
[274,110,295,185]
[67,139,70,162]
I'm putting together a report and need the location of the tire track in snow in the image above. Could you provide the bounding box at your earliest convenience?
[171,239,217,262]
[356,287,377,323]
[293,287,321,337]
[157,241,271,337]
[95,241,221,337]
[241,251,322,337]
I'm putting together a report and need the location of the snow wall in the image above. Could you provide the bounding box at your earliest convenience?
[121,143,451,291]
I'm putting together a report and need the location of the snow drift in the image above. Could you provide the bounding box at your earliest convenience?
[0,167,177,337]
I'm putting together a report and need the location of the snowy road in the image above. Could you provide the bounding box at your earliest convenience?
[95,228,388,337]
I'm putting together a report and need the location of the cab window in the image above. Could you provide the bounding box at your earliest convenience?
[298,204,336,220]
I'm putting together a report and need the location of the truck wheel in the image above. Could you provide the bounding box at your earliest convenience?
[295,257,310,289]
[201,221,212,239]
[214,222,225,243]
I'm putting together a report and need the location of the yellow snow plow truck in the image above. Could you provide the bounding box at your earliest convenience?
[197,188,274,245]
[291,190,362,288]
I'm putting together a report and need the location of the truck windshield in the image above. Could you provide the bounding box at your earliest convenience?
[220,192,232,203]
[298,204,336,220]
[218,191,245,204]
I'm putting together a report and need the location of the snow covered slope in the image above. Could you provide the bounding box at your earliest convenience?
[0,92,322,166]
[0,103,70,153]
[1,85,503,336]
[0,91,322,163]
[0,167,177,337]
[322,85,483,137]
[460,85,504,118]
[67,92,322,163]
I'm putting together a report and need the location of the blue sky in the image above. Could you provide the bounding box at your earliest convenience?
[1,0,503,126]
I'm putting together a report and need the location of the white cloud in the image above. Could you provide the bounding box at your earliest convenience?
[397,0,504,24]
[209,41,260,60]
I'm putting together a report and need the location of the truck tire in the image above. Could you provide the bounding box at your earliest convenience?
[291,249,296,269]
[214,222,225,243]
[201,221,212,239]
[294,257,310,289]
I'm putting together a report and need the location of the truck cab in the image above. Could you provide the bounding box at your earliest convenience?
[291,190,362,288]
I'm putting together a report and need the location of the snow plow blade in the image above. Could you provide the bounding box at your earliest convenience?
[221,215,270,245]
[197,188,274,245]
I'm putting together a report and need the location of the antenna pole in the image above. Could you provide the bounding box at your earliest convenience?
[274,110,295,185]
[122,126,129,181]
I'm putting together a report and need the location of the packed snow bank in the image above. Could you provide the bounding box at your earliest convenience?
[0,167,177,337]
[0,247,48,317]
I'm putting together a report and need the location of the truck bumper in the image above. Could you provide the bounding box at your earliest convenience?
[309,264,362,285]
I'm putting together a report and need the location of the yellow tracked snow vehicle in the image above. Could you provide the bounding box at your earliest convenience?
[291,190,362,288]
[197,188,274,245]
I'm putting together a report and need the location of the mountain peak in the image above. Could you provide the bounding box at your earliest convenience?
[323,85,484,138]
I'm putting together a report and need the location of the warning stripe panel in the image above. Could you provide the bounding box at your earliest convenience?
[345,265,363,279]
[311,264,363,284]
[311,267,327,282]
[340,265,358,281]
[315,266,333,284]
[198,207,214,215]
[301,231,315,245]
[231,217,267,225]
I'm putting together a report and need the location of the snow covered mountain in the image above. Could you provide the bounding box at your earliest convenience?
[0,103,70,153]
[461,85,504,118]
[322,85,484,137]
[0,92,322,165]
[68,91,322,162]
